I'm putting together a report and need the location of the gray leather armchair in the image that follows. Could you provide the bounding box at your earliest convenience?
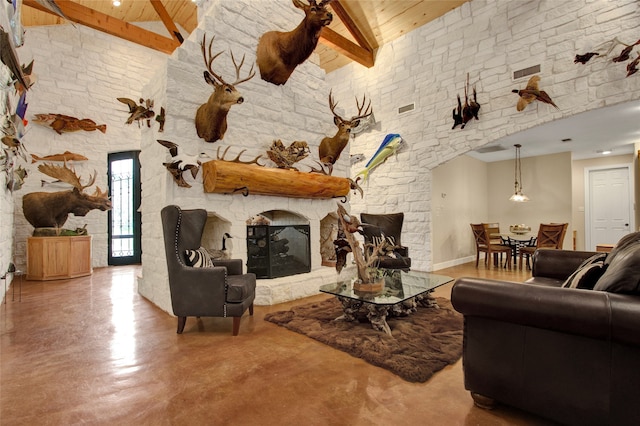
[161,205,256,335]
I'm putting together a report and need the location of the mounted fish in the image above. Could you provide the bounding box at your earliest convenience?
[512,75,558,111]
[157,139,210,188]
[354,133,405,183]
[31,151,88,163]
[117,97,155,127]
[318,91,372,174]
[33,114,107,134]
[267,139,310,170]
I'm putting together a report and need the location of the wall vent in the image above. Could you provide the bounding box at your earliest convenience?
[513,64,541,80]
[398,103,415,115]
[474,145,507,154]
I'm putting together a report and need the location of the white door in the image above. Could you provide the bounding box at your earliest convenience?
[585,165,633,250]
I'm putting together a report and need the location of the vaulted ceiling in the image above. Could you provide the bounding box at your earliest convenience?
[20,0,468,73]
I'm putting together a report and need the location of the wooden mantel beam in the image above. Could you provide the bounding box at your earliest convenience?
[23,0,180,54]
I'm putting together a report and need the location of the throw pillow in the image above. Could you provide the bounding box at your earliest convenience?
[185,247,213,268]
[593,242,640,294]
[561,253,607,289]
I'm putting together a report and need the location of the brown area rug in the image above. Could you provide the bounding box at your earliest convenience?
[264,297,463,383]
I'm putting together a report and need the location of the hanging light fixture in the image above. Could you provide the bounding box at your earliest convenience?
[509,143,529,202]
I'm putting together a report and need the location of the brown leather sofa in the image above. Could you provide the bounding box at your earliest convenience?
[451,232,640,426]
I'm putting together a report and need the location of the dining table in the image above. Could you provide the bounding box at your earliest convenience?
[492,232,536,265]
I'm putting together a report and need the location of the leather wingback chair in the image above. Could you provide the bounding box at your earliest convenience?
[359,212,411,271]
[161,205,256,335]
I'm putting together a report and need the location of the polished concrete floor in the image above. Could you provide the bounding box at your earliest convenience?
[0,261,556,425]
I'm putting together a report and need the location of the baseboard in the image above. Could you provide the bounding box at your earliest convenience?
[433,256,475,271]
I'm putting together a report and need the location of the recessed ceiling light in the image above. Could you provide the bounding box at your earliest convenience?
[597,150,612,155]
[112,0,121,6]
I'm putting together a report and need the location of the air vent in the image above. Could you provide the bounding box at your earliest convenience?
[513,64,541,80]
[475,145,507,154]
[398,103,415,115]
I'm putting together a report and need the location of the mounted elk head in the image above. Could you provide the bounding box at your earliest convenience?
[318,91,372,173]
[256,0,334,85]
[22,163,111,229]
[195,34,255,143]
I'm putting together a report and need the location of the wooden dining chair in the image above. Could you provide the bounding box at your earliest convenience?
[471,224,512,269]
[519,223,568,270]
[482,222,502,245]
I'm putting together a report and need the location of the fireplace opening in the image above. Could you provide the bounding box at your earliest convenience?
[247,224,311,278]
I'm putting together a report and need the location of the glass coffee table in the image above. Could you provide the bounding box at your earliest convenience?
[319,270,454,335]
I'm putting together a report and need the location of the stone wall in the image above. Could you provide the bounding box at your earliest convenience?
[10,24,167,273]
[326,0,640,271]
[136,0,353,310]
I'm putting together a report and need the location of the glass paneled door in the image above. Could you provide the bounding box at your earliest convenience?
[108,151,141,265]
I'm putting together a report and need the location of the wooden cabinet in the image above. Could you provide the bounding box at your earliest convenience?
[27,236,92,281]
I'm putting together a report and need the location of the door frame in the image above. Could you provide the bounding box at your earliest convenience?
[107,151,142,265]
[584,163,634,250]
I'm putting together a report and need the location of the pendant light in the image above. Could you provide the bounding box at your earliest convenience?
[509,144,529,202]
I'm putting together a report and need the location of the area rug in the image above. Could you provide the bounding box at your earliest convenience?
[264,297,463,383]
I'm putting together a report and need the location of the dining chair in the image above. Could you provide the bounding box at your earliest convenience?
[518,223,568,270]
[471,223,512,269]
[482,222,502,245]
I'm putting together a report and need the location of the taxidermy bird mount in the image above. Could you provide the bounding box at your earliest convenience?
[318,90,372,174]
[117,98,155,127]
[208,233,232,260]
[452,73,480,129]
[574,37,640,78]
[512,75,558,111]
[256,0,334,85]
[157,139,209,188]
[195,34,255,143]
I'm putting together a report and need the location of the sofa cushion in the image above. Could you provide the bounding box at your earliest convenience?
[561,253,607,289]
[593,242,640,294]
[184,247,213,268]
[604,231,640,266]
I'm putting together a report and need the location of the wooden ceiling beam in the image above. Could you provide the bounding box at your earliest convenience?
[149,0,184,44]
[319,28,374,68]
[320,0,375,68]
[23,0,180,54]
[329,0,374,52]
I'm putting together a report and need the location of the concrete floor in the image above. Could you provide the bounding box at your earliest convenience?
[0,262,555,425]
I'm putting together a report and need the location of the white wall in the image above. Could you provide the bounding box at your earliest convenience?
[326,0,640,271]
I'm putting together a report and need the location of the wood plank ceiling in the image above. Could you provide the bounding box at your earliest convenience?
[19,0,468,73]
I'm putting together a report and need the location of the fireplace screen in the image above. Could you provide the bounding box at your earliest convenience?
[247,225,311,278]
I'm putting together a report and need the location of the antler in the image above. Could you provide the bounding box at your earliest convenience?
[230,51,256,86]
[38,162,96,192]
[328,90,344,121]
[200,34,226,85]
[353,94,373,120]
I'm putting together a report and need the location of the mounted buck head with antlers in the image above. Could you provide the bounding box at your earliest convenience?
[256,0,334,85]
[22,162,111,229]
[195,34,256,143]
[318,91,372,173]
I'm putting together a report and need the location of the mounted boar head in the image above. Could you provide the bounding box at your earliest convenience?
[22,163,111,229]
[256,0,334,85]
[318,91,372,172]
[195,34,255,143]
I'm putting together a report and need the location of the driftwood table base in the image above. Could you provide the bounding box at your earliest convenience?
[335,291,439,336]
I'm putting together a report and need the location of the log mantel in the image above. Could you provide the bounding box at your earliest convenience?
[201,160,351,199]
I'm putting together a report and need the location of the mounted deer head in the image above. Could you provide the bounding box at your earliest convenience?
[195,34,256,143]
[256,0,334,85]
[22,162,111,229]
[318,91,372,173]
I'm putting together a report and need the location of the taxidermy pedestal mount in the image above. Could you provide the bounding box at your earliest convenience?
[195,34,256,143]
[256,0,334,85]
